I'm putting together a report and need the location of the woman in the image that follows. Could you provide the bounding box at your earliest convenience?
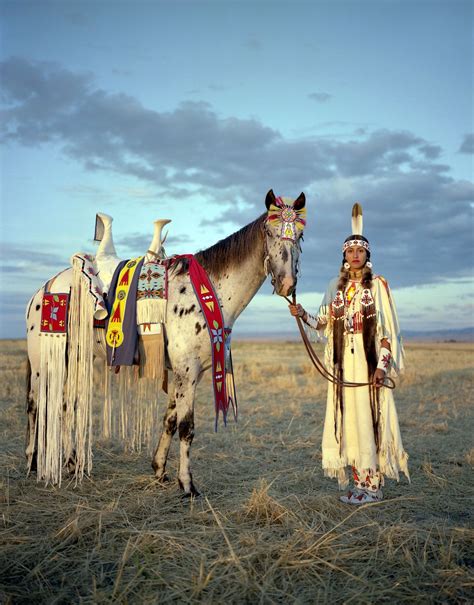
[289,203,409,504]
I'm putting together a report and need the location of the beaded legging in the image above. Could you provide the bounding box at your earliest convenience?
[352,466,383,493]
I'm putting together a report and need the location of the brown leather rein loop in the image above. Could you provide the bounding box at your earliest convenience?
[284,292,396,390]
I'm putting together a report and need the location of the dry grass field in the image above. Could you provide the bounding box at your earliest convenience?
[1,339,473,603]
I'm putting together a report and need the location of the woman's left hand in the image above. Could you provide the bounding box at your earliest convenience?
[373,368,386,388]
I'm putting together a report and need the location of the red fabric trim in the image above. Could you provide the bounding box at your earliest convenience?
[173,254,229,427]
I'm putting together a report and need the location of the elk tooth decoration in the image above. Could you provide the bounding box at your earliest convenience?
[266,194,307,242]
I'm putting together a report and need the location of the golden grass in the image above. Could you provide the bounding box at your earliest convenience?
[0,339,473,603]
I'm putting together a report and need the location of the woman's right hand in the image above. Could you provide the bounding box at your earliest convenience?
[288,303,305,318]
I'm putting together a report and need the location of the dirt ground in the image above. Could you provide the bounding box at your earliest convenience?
[0,339,473,603]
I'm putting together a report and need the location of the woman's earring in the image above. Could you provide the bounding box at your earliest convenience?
[344,262,350,270]
[366,261,372,269]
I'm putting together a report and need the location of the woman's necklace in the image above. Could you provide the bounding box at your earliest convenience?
[345,280,362,354]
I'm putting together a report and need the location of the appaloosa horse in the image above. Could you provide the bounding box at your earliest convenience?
[25,190,306,495]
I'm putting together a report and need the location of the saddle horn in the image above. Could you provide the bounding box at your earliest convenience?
[95,213,118,258]
[147,219,172,260]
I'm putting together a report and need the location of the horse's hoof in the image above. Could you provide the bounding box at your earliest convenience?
[26,453,37,474]
[67,451,77,473]
[179,478,201,498]
[156,473,171,485]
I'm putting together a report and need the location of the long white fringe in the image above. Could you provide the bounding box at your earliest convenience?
[37,333,67,486]
[65,257,95,483]
[100,366,160,454]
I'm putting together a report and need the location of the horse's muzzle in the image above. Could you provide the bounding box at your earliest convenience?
[274,276,297,297]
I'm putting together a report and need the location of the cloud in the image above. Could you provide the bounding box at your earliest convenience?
[458,133,474,154]
[0,242,66,270]
[308,92,333,103]
[1,56,472,292]
[117,232,192,252]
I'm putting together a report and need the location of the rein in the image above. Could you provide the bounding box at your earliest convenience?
[284,292,395,390]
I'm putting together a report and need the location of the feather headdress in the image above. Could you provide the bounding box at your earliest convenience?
[342,202,370,252]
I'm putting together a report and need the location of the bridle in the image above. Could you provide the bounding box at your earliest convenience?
[261,222,301,293]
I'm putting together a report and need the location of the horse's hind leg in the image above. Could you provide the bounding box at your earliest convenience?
[25,358,37,473]
[152,369,199,496]
[175,371,199,497]
[152,394,177,483]
[25,290,42,473]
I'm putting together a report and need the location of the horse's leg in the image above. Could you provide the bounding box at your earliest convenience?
[25,358,38,472]
[175,371,199,497]
[152,393,177,483]
[25,290,42,473]
[152,369,199,496]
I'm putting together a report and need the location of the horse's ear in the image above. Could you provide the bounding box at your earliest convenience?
[265,189,276,209]
[293,192,306,210]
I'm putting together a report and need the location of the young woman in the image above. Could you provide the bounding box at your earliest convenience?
[289,203,409,504]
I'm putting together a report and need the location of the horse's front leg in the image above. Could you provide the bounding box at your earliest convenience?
[152,393,177,483]
[175,371,199,497]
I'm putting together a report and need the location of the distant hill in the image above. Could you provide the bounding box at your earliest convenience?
[235,327,474,342]
[402,326,474,342]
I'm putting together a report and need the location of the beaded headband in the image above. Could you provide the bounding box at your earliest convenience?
[342,238,370,253]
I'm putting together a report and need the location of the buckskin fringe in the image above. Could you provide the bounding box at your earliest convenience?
[138,332,165,382]
[37,333,67,486]
[116,367,158,452]
[65,257,95,483]
[100,366,159,453]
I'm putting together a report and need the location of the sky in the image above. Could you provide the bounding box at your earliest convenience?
[0,0,473,338]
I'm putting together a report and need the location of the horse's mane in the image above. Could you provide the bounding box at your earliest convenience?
[172,212,267,278]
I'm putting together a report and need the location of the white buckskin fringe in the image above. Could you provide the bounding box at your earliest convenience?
[65,256,95,483]
[116,368,159,453]
[136,298,166,324]
[100,365,159,453]
[37,332,67,486]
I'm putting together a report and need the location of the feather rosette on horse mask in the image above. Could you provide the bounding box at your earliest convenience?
[25,190,307,496]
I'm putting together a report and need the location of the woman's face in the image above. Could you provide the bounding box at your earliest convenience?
[345,245,367,270]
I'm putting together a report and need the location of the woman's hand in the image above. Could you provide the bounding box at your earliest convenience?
[288,303,306,319]
[373,368,386,388]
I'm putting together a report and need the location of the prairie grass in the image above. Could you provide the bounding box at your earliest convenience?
[0,339,473,603]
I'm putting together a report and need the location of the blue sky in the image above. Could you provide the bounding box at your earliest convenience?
[1,0,473,338]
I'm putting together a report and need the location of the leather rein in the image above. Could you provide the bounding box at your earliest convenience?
[283,292,395,390]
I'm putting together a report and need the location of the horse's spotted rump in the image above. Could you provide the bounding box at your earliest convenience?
[184,304,196,315]
[195,322,201,335]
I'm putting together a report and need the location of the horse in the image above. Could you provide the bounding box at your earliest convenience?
[25,189,306,496]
